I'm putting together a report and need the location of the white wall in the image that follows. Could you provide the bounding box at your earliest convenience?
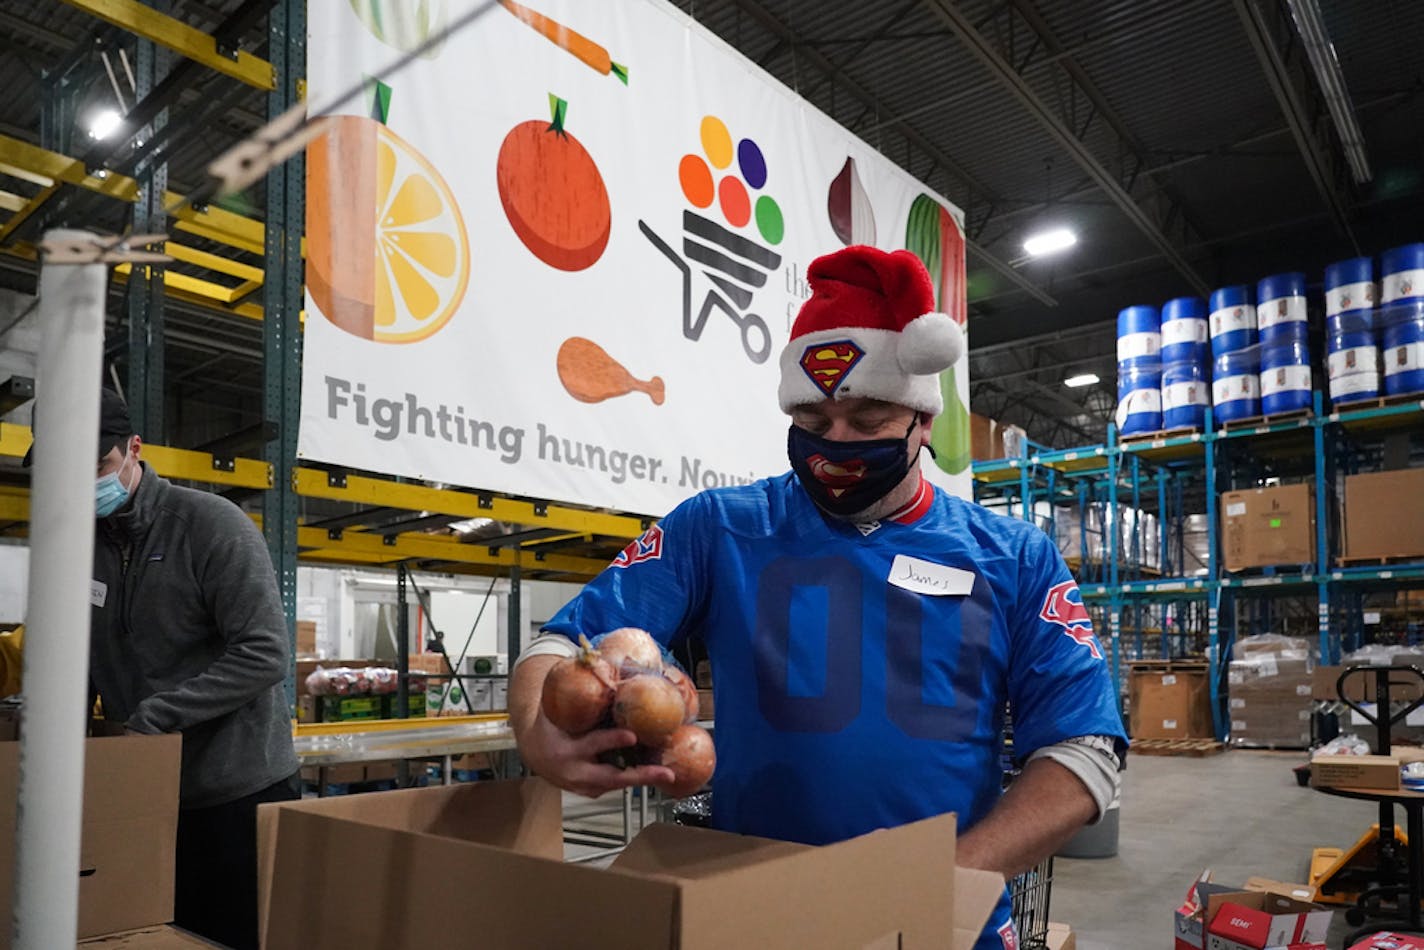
[0,543,28,624]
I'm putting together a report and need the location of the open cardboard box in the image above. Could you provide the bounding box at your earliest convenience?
[259,778,1004,949]
[1204,887,1332,950]
[0,732,199,947]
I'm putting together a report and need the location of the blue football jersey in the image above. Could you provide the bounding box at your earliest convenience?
[545,472,1125,949]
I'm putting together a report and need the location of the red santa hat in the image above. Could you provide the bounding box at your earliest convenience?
[778,245,964,414]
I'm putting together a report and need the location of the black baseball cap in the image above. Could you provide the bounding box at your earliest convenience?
[22,388,134,468]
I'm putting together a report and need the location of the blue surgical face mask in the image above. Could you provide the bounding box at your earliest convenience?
[95,455,133,518]
[787,417,917,516]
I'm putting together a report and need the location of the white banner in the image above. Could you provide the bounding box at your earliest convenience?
[298,0,970,517]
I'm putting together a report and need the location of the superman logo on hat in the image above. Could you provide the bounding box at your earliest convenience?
[799,340,864,396]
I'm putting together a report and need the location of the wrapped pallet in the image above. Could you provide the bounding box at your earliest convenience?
[1228,634,1313,749]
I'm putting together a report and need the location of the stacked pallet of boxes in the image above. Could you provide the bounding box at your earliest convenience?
[1228,634,1314,749]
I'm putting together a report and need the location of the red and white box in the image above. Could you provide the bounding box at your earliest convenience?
[1349,934,1424,950]
[1205,890,1332,950]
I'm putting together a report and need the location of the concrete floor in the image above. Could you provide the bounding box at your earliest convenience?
[1053,749,1368,949]
[555,750,1394,948]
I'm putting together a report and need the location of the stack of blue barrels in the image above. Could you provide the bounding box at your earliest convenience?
[1209,285,1259,424]
[1324,256,1379,405]
[1159,296,1209,430]
[1116,305,1162,436]
[1256,272,1312,415]
[1381,243,1424,397]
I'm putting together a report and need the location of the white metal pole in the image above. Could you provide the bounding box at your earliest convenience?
[14,230,107,950]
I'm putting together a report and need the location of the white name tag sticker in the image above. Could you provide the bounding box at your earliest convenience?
[888,555,975,596]
[90,580,107,608]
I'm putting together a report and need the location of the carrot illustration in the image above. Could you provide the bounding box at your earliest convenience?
[499,0,628,84]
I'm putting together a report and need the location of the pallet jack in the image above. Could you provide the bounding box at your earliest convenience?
[1309,665,1424,933]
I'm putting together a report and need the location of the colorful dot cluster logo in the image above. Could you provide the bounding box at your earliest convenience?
[639,115,785,365]
[679,117,783,246]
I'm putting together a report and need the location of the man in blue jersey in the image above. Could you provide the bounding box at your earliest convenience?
[510,245,1127,949]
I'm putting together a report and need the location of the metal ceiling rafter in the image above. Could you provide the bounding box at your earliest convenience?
[1231,0,1358,251]
[721,0,1057,307]
[55,0,276,91]
[919,0,1213,296]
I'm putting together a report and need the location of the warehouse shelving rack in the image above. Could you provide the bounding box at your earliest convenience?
[973,392,1424,739]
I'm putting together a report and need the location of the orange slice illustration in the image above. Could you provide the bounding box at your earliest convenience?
[307,115,470,343]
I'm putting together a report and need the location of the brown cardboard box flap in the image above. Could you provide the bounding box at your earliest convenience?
[258,778,562,939]
[79,925,222,947]
[0,734,180,948]
[672,812,962,950]
[266,808,681,950]
[612,820,811,879]
[953,867,1006,950]
[262,781,998,950]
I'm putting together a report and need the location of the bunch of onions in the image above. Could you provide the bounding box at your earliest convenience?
[539,627,714,798]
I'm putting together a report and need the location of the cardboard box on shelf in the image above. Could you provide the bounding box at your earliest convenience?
[259,778,1004,950]
[1342,469,1424,562]
[1221,484,1315,572]
[970,412,999,461]
[1129,665,1213,739]
[1310,754,1401,791]
[295,620,317,658]
[0,733,182,948]
[1204,888,1331,950]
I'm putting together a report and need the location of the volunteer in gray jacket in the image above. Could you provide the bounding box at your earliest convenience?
[27,388,299,950]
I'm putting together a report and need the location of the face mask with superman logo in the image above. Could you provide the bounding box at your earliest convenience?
[786,418,916,516]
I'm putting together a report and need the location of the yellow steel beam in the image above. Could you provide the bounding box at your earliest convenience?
[0,136,266,263]
[0,191,26,213]
[0,423,31,461]
[0,424,271,490]
[114,262,242,307]
[0,183,60,244]
[292,467,647,539]
[57,0,275,90]
[144,443,272,490]
[0,136,138,201]
[0,493,28,523]
[107,256,265,321]
[293,524,608,576]
[165,242,263,284]
[165,191,266,256]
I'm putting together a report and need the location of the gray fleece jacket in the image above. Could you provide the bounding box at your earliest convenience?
[91,462,299,808]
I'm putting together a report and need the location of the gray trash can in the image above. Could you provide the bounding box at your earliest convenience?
[1056,794,1120,858]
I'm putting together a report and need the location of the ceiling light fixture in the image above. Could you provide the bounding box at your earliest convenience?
[1286,0,1371,183]
[1064,373,1099,388]
[1023,227,1078,258]
[87,109,123,141]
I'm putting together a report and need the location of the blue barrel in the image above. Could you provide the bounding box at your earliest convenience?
[1117,305,1161,364]
[1161,358,1208,430]
[1381,299,1424,396]
[1259,338,1312,414]
[1327,309,1375,348]
[1209,286,1257,355]
[1161,296,1208,365]
[1212,349,1260,423]
[1257,272,1308,345]
[1327,341,1380,404]
[1326,306,1377,404]
[1325,256,1376,318]
[1382,243,1424,305]
[1116,362,1162,435]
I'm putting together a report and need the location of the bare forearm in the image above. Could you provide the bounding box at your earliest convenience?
[957,757,1098,878]
[509,654,561,743]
